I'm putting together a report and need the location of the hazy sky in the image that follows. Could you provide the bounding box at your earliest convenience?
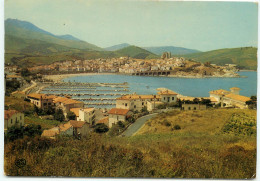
[4,0,258,51]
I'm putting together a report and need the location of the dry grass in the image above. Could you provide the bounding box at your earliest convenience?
[4,108,257,178]
[137,109,256,135]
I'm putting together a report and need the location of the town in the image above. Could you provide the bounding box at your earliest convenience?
[5,54,239,78]
[5,66,255,139]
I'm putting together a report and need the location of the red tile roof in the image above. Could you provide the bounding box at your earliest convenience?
[108,108,129,115]
[158,90,178,95]
[117,94,160,100]
[5,110,19,120]
[70,120,86,128]
[225,94,251,102]
[70,108,80,117]
[97,117,109,125]
[41,129,59,137]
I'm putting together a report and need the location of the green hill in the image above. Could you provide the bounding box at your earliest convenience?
[116,45,159,59]
[5,19,102,51]
[182,47,257,70]
[143,46,201,56]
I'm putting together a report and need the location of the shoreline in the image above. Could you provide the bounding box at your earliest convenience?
[43,73,119,82]
[43,72,245,82]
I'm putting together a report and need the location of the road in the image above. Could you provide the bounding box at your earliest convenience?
[121,113,158,137]
[21,80,37,94]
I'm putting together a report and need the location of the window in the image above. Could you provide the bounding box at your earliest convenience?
[194,107,197,110]
[11,119,13,124]
[117,116,119,120]
[20,116,22,120]
[188,107,191,110]
[125,103,127,107]
[142,102,144,106]
[172,97,174,100]
[164,97,166,100]
[134,105,136,108]
[16,117,18,123]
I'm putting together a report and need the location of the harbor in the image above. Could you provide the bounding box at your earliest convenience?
[40,81,130,108]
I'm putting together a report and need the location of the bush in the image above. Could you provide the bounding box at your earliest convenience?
[94,123,109,133]
[174,125,181,130]
[6,124,42,142]
[162,120,171,127]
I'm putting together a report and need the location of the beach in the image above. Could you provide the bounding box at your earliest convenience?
[43,73,118,82]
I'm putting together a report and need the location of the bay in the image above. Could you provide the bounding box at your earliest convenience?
[63,71,257,97]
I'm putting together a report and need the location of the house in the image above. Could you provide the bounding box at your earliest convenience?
[223,94,251,109]
[96,117,109,127]
[4,110,24,132]
[209,87,250,109]
[70,107,96,125]
[181,104,207,111]
[108,108,131,128]
[41,120,90,139]
[53,97,84,117]
[59,122,73,136]
[158,89,178,103]
[27,93,56,110]
[116,94,161,112]
[147,101,164,111]
[70,120,91,137]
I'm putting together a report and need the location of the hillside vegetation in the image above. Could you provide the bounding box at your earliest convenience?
[115,46,159,59]
[182,47,257,70]
[4,109,256,178]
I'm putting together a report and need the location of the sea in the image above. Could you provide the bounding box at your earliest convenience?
[41,71,257,109]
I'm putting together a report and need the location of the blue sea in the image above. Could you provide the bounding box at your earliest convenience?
[63,71,257,97]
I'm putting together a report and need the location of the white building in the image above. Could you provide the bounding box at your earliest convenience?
[108,108,131,128]
[4,110,24,132]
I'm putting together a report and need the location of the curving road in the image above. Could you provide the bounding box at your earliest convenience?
[121,113,158,137]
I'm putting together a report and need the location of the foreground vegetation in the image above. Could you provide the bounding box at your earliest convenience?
[4,108,256,178]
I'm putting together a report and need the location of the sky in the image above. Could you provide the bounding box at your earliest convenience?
[4,0,259,51]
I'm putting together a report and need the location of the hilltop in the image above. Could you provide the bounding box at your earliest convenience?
[182,47,257,70]
[5,19,101,51]
[105,43,131,51]
[143,46,201,55]
[115,45,159,59]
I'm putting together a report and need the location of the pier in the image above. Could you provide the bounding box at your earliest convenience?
[42,93,127,96]
[132,71,171,76]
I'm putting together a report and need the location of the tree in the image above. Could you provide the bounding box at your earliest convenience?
[23,124,42,137]
[54,109,65,122]
[193,98,200,104]
[94,123,109,133]
[21,68,31,77]
[66,111,76,120]
[6,124,42,142]
[246,96,257,109]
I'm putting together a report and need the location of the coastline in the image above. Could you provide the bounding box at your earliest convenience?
[43,72,242,82]
[43,73,119,82]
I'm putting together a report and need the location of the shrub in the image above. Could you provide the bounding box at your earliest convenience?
[162,120,171,127]
[94,123,109,133]
[174,125,181,130]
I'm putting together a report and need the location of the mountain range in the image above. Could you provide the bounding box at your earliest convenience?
[4,19,257,70]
